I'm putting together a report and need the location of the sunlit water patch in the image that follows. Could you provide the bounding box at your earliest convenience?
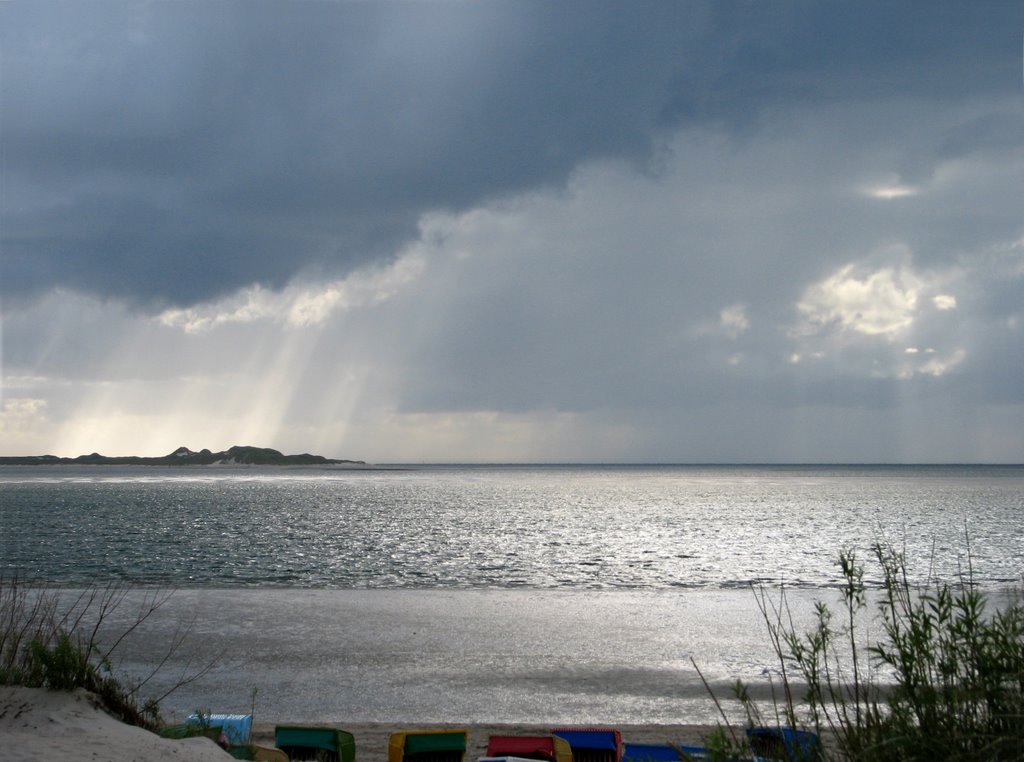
[2,464,1021,589]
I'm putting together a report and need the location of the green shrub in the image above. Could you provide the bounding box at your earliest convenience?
[28,631,92,691]
[856,546,1024,760]
[702,544,1024,761]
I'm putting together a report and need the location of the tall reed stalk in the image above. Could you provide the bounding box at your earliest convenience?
[702,544,1024,761]
[0,574,215,731]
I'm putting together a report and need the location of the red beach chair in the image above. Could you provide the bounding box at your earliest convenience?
[486,735,573,762]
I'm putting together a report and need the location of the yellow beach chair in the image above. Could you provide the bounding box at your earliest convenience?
[252,746,290,762]
[389,729,469,762]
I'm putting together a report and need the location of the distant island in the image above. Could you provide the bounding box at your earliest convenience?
[0,445,367,467]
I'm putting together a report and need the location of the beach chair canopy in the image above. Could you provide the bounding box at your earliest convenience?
[745,727,819,762]
[487,735,572,762]
[186,713,253,745]
[389,730,469,762]
[622,743,683,762]
[551,729,623,762]
[275,725,356,762]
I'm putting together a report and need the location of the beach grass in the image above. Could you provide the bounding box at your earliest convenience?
[0,574,212,732]
[703,544,1024,761]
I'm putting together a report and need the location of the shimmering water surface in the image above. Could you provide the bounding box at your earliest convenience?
[2,464,1022,723]
[3,464,1022,588]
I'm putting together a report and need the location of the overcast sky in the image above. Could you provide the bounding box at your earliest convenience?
[2,1,1022,463]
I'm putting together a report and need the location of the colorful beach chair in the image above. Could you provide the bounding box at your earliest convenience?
[389,729,469,762]
[275,724,356,762]
[746,727,819,762]
[485,735,573,762]
[180,713,253,746]
[251,747,290,762]
[622,743,685,762]
[551,728,623,762]
[655,727,819,762]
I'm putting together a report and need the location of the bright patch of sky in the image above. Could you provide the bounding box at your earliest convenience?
[865,182,919,199]
[157,254,427,332]
[719,305,751,339]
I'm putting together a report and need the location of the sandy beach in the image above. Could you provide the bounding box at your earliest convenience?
[0,686,235,762]
[0,686,720,762]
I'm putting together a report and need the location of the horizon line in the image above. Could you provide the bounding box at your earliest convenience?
[376,461,1024,467]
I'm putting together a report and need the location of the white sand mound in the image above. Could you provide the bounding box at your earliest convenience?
[0,686,233,762]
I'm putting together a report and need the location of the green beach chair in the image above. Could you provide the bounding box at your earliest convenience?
[388,730,468,762]
[275,724,356,762]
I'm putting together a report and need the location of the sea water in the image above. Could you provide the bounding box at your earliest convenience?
[1,464,1022,723]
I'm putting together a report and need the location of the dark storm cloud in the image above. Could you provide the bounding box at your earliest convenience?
[4,1,1020,309]
[2,1,692,306]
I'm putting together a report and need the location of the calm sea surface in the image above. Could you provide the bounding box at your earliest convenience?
[1,464,1022,723]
